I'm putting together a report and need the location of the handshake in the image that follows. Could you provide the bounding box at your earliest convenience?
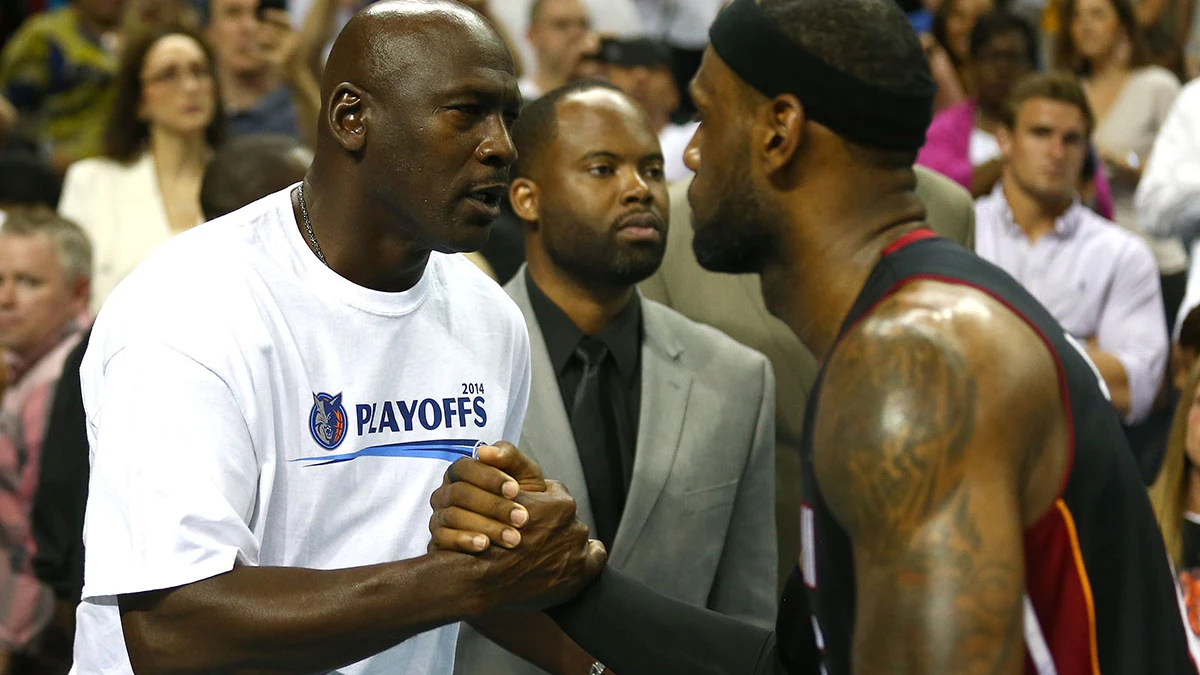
[427,441,608,612]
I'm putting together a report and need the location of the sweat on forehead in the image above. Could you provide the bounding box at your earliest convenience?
[322,0,511,96]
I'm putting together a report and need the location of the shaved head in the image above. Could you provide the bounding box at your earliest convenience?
[322,0,512,113]
[307,0,521,261]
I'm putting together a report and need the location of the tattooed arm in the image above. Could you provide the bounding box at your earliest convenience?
[812,298,1034,675]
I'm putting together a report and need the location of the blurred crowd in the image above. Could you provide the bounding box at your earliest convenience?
[0,0,1199,670]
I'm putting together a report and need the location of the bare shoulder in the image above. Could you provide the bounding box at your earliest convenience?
[813,280,1065,543]
[846,280,1060,399]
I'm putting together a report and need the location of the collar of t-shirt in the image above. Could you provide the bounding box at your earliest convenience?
[275,184,436,317]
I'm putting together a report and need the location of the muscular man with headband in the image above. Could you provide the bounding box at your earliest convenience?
[430,0,1199,672]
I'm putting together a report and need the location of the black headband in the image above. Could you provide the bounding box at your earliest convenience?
[708,0,936,152]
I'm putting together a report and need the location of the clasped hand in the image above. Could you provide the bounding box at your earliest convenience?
[428,442,607,611]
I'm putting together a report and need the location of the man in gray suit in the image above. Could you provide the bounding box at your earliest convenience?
[639,166,976,588]
[456,80,776,675]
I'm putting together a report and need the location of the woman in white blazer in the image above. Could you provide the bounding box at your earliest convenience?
[60,26,224,312]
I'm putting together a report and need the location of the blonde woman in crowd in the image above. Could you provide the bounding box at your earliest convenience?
[1151,361,1200,635]
[58,27,224,312]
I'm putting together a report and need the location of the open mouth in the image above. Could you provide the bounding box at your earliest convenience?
[467,185,506,209]
[464,184,506,219]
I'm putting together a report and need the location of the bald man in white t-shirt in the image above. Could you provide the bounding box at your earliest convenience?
[72,4,603,674]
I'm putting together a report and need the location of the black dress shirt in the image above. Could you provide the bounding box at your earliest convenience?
[526,270,642,547]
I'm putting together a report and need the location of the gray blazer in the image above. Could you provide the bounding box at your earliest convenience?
[453,267,778,675]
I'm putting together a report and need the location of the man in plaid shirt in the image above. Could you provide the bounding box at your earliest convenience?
[0,205,90,670]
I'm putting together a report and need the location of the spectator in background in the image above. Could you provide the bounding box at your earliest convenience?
[519,0,600,101]
[629,0,724,118]
[918,10,1039,197]
[0,0,124,172]
[199,133,310,219]
[598,38,696,182]
[1137,78,1200,338]
[487,0,642,86]
[975,72,1167,425]
[1150,359,1200,637]
[59,27,223,313]
[0,205,90,673]
[1058,0,1186,312]
[632,0,724,56]
[932,0,995,94]
[201,0,319,146]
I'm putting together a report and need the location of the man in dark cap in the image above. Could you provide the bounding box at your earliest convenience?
[71,2,603,674]
[430,0,1200,672]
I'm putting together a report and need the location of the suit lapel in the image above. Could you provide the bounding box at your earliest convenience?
[504,269,596,531]
[611,300,691,565]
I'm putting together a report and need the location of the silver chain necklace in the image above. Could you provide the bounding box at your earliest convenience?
[297,183,328,266]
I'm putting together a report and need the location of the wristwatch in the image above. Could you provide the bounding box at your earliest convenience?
[589,662,607,675]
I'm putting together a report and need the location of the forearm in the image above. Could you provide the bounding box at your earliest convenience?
[1087,348,1133,418]
[471,610,598,675]
[549,568,783,675]
[120,552,489,675]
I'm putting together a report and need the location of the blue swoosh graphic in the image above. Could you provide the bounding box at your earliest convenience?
[292,439,483,467]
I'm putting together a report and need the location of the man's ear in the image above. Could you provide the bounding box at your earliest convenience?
[997,126,1014,160]
[758,93,805,176]
[509,178,540,227]
[70,276,90,316]
[328,83,367,153]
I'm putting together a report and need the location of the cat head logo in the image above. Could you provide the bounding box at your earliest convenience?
[309,392,347,450]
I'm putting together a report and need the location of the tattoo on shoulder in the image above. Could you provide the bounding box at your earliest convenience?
[814,317,1024,674]
[815,318,978,548]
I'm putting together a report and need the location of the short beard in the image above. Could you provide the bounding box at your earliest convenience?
[691,170,780,275]
[543,221,666,288]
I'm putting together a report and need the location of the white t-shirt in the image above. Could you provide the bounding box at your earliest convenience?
[71,186,532,674]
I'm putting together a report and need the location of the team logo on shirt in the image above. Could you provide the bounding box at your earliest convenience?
[309,392,348,450]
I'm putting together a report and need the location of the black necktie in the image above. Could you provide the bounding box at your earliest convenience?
[569,337,623,549]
